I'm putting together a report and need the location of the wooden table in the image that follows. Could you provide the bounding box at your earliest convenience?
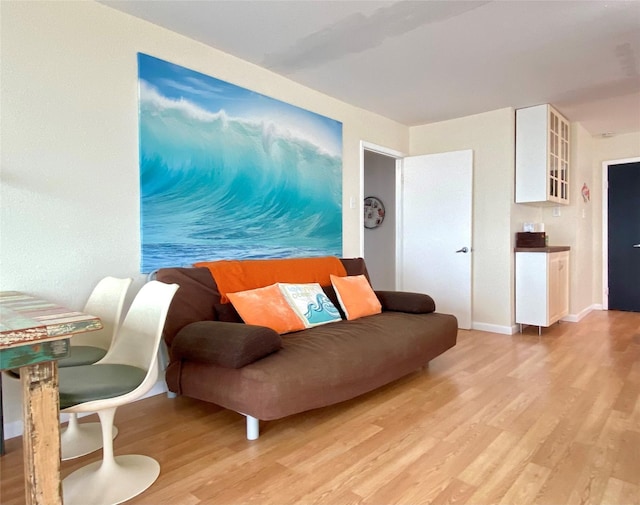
[0,291,102,505]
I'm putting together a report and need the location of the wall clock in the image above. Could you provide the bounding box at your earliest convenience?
[364,196,385,229]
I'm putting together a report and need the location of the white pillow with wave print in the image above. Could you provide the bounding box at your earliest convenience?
[278,283,342,328]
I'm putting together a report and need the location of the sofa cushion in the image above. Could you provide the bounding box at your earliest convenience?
[278,283,342,328]
[155,267,218,347]
[168,311,458,420]
[228,284,306,335]
[215,301,243,323]
[340,257,370,278]
[375,291,436,313]
[173,321,282,369]
[331,274,382,320]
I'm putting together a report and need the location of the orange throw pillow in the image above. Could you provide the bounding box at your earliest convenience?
[227,284,305,334]
[330,274,382,321]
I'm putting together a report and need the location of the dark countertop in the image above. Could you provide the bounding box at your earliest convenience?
[514,246,570,253]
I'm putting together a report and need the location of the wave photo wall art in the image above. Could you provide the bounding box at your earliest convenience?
[137,53,343,272]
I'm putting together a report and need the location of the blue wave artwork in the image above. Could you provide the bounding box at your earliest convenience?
[304,293,342,325]
[137,53,343,272]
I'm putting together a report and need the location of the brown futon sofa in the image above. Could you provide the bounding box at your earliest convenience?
[156,257,458,439]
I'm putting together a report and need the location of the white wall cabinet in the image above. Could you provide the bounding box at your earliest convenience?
[515,104,570,205]
[515,248,570,331]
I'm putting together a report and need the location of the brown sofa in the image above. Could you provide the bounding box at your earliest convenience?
[156,258,458,439]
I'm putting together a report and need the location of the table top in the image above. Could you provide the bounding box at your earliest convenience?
[0,291,102,349]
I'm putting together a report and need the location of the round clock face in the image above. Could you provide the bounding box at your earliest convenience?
[364,196,385,229]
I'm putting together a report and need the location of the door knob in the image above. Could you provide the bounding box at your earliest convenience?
[456,247,469,253]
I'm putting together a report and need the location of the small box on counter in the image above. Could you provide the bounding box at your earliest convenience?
[516,232,546,248]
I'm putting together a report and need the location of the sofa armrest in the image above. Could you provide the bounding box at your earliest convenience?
[172,321,282,369]
[375,291,436,314]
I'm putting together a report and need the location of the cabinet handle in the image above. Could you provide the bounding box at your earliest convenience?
[634,244,640,248]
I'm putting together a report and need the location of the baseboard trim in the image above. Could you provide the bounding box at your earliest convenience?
[3,380,168,441]
[473,306,603,335]
[562,304,602,323]
[471,322,515,335]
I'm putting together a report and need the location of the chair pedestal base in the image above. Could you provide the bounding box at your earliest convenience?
[61,422,118,461]
[63,454,160,505]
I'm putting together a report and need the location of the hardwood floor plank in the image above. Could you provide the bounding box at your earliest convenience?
[533,441,592,504]
[565,443,613,505]
[486,389,540,432]
[601,477,640,505]
[331,424,438,498]
[613,380,640,414]
[276,423,382,473]
[464,413,561,504]
[497,462,551,505]
[193,461,292,504]
[457,430,522,487]
[1,310,639,505]
[361,423,497,504]
[530,393,594,468]
[574,386,621,446]
[428,477,477,505]
[612,429,640,485]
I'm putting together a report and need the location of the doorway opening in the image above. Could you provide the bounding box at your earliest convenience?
[360,142,403,290]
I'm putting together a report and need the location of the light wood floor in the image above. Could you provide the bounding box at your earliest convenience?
[1,310,639,505]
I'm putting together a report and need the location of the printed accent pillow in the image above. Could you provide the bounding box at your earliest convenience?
[227,284,305,335]
[278,283,342,328]
[330,274,382,320]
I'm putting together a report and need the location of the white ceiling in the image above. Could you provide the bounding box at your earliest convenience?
[101,0,640,136]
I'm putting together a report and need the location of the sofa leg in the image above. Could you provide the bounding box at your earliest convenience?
[246,415,259,440]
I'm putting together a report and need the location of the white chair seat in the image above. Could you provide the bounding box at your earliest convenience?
[60,365,146,407]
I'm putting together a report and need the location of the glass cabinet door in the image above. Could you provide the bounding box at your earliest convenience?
[547,108,569,203]
[559,121,569,201]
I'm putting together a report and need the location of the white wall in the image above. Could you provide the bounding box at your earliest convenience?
[363,151,396,290]
[0,0,408,436]
[540,122,596,320]
[409,108,516,333]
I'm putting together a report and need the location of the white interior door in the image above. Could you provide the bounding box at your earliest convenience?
[400,150,473,329]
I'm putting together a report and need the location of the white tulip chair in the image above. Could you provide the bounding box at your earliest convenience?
[59,280,179,505]
[60,276,132,460]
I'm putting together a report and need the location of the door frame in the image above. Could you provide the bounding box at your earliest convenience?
[601,156,640,310]
[360,141,404,288]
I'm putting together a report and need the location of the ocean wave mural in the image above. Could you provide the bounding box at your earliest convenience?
[137,53,343,273]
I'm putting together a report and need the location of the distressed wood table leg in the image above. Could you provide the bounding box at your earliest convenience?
[1,373,5,456]
[21,361,63,505]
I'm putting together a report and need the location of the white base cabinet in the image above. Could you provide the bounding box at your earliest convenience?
[515,249,570,330]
